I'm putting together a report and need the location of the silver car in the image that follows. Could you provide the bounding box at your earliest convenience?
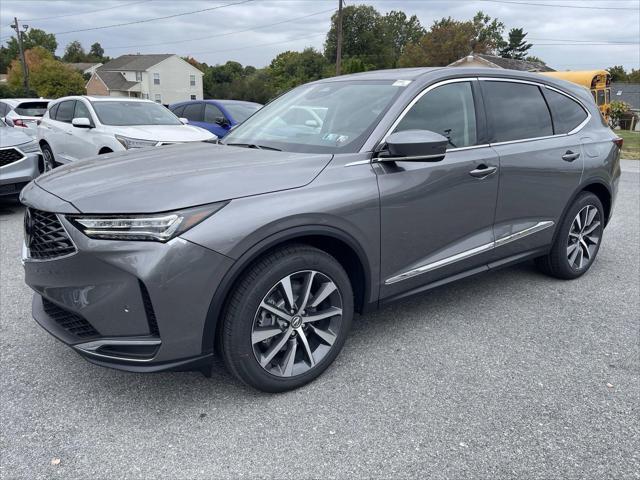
[21,68,621,392]
[0,119,44,197]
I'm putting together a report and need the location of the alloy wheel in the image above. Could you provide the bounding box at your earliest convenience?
[41,147,55,173]
[567,205,601,270]
[252,270,343,377]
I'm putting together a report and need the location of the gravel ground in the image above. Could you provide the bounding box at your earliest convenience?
[1,162,638,480]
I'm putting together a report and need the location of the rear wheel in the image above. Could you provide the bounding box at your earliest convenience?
[39,143,56,173]
[536,192,604,279]
[221,244,353,392]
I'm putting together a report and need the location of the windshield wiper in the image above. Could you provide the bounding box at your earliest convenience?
[225,142,282,151]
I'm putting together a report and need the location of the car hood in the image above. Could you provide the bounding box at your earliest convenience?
[34,143,333,213]
[0,127,33,147]
[108,124,215,142]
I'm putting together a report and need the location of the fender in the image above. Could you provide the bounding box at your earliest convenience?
[200,224,375,355]
[551,177,613,245]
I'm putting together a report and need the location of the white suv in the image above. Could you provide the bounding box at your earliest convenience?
[37,96,216,165]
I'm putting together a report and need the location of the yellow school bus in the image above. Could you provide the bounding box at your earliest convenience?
[541,70,611,118]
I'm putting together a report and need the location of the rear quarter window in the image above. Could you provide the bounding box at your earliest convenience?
[482,81,553,143]
[544,88,588,134]
[49,103,60,120]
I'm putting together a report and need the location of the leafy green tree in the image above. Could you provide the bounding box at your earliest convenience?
[499,28,533,59]
[382,10,425,65]
[607,65,627,82]
[8,47,85,97]
[628,69,640,83]
[525,55,546,65]
[1,28,57,73]
[269,48,329,93]
[472,11,506,54]
[62,40,89,63]
[324,5,392,70]
[89,42,105,61]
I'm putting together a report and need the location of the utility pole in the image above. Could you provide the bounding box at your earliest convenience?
[11,17,30,95]
[335,0,343,76]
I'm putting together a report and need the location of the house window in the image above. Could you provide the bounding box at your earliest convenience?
[190,94,196,100]
[136,71,142,82]
[190,74,196,87]
[142,93,149,100]
[155,94,162,104]
[153,73,160,85]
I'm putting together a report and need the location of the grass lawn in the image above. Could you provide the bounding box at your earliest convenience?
[616,130,640,160]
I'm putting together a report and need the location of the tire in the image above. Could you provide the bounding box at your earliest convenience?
[221,244,354,392]
[535,192,604,279]
[39,143,57,173]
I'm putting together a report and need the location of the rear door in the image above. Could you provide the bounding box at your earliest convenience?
[181,102,208,131]
[204,103,230,137]
[377,79,500,300]
[44,100,76,164]
[481,79,585,261]
[63,100,98,161]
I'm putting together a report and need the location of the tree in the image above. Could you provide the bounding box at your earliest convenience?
[269,48,329,93]
[1,28,57,73]
[8,47,85,98]
[89,42,105,61]
[382,10,425,65]
[607,65,627,82]
[324,5,392,70]
[472,11,506,54]
[525,55,546,65]
[628,69,640,83]
[499,28,533,59]
[62,40,88,63]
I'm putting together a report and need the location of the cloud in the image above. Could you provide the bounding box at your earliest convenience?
[1,0,638,70]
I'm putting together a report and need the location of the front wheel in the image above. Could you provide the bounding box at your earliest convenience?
[536,192,604,279]
[221,244,353,392]
[39,143,57,173]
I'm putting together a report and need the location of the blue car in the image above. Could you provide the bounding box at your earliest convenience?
[169,99,262,138]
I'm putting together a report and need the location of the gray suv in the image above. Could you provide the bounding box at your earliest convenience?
[21,68,621,392]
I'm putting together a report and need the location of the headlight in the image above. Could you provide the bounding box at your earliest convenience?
[115,135,159,149]
[18,139,41,153]
[67,202,227,242]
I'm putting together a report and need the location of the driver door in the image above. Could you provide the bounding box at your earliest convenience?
[376,79,500,300]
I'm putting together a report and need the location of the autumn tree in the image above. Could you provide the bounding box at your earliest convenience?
[0,28,57,73]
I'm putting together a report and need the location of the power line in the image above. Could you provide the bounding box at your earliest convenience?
[19,1,152,22]
[479,0,640,10]
[185,32,325,56]
[48,0,254,36]
[104,8,335,50]
[530,37,639,45]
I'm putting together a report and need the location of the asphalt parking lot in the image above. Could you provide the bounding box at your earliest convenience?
[1,162,638,480]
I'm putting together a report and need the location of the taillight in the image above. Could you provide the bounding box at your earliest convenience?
[613,137,623,149]
[13,119,27,127]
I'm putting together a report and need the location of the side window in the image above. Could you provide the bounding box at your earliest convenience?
[190,74,196,87]
[204,104,224,123]
[171,105,185,117]
[183,103,204,122]
[56,101,76,123]
[153,73,160,85]
[544,89,588,134]
[49,103,60,120]
[154,94,162,104]
[482,81,552,143]
[394,81,477,149]
[136,71,142,82]
[74,101,92,120]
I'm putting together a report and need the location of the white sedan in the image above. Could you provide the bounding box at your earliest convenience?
[37,96,216,165]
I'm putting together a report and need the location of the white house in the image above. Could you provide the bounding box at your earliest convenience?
[86,54,204,104]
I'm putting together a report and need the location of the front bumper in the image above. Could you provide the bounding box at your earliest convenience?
[23,212,234,372]
[0,151,40,196]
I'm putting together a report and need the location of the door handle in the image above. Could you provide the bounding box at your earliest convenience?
[562,150,580,162]
[469,165,497,178]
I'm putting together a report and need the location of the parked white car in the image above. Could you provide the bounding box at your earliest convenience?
[0,98,50,138]
[0,118,44,197]
[37,96,216,165]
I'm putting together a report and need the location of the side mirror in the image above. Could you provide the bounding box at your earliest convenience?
[72,117,92,129]
[380,130,448,162]
[179,117,189,124]
[215,116,230,128]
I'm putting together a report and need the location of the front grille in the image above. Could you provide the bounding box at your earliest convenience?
[25,208,76,260]
[42,298,100,338]
[0,147,24,167]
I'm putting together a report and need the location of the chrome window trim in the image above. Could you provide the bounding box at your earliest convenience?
[479,77,592,144]
[385,221,554,285]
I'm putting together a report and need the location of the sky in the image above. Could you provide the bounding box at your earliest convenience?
[0,0,639,71]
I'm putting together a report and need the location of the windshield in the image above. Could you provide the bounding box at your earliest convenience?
[222,81,404,154]
[15,101,49,117]
[91,101,182,126]
[221,102,261,123]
